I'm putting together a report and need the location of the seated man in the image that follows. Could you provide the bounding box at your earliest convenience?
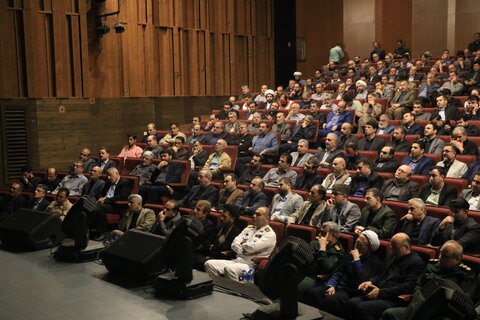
[270,177,304,222]
[271,112,292,143]
[354,188,396,238]
[394,198,440,245]
[376,115,395,135]
[401,140,435,175]
[308,101,326,127]
[109,194,155,237]
[432,93,457,121]
[82,166,105,198]
[28,184,50,211]
[204,206,276,282]
[320,185,361,232]
[193,200,217,262]
[402,112,423,135]
[357,120,385,152]
[79,148,96,173]
[238,154,267,185]
[144,135,163,158]
[304,230,382,317]
[456,114,480,136]
[185,124,205,145]
[431,197,480,254]
[96,147,117,174]
[42,168,61,193]
[53,161,88,196]
[383,240,478,320]
[285,103,306,122]
[349,160,384,197]
[139,149,183,204]
[279,115,316,153]
[117,133,143,160]
[356,93,382,133]
[436,144,468,178]
[288,184,327,227]
[263,153,298,187]
[171,136,189,160]
[387,125,411,153]
[18,165,41,192]
[290,139,313,167]
[337,122,359,149]
[461,171,480,211]
[92,168,132,234]
[382,165,419,201]
[247,112,262,133]
[0,182,27,220]
[203,139,232,181]
[130,151,156,185]
[188,140,209,169]
[373,146,400,173]
[216,174,244,211]
[313,133,345,168]
[322,157,351,193]
[141,122,162,143]
[294,159,323,191]
[227,123,252,158]
[298,222,346,297]
[45,187,73,221]
[451,126,479,156]
[387,80,417,120]
[237,177,269,216]
[150,199,182,237]
[179,169,218,208]
[319,100,352,137]
[419,166,457,207]
[192,204,242,271]
[421,122,445,154]
[345,142,370,172]
[345,233,425,320]
[411,100,432,120]
[159,122,187,145]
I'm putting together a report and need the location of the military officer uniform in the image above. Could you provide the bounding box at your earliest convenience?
[382,259,478,320]
[204,224,276,281]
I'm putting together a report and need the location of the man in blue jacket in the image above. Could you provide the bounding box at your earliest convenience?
[319,100,353,138]
[400,140,435,175]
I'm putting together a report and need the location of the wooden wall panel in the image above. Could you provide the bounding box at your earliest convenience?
[454,0,480,53]
[343,0,376,60]
[376,0,412,55]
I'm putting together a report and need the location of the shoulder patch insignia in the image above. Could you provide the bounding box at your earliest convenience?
[459,264,471,271]
[265,227,271,232]
[429,259,438,262]
[247,225,254,228]
[334,245,341,251]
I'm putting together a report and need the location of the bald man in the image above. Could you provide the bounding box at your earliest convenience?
[321,157,351,193]
[381,165,419,202]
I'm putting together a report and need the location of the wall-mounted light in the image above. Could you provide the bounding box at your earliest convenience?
[95,0,123,38]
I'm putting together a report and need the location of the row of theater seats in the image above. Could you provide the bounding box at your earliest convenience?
[141,202,480,273]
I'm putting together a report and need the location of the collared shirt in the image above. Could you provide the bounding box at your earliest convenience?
[468,193,480,210]
[353,175,369,197]
[271,193,292,220]
[426,186,442,205]
[53,174,88,196]
[407,157,420,171]
[208,153,221,170]
[439,109,446,120]
[106,179,119,198]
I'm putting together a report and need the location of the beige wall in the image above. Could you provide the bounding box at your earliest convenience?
[343,0,376,60]
[412,0,448,57]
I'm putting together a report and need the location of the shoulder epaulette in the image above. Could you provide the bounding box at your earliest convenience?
[429,258,439,263]
[459,263,472,271]
[265,227,271,232]
[247,225,254,228]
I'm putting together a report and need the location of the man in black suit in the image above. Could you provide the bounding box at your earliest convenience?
[294,159,323,191]
[82,166,106,198]
[382,165,419,202]
[237,176,269,216]
[349,160,384,197]
[97,147,117,174]
[28,184,50,211]
[419,166,457,207]
[179,169,218,208]
[313,133,345,168]
[373,146,400,173]
[18,165,42,192]
[0,182,28,221]
[139,149,184,204]
[357,120,385,152]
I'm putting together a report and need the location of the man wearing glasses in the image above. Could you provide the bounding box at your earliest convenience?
[373,146,400,173]
[150,199,182,237]
[394,198,440,245]
[294,159,323,191]
[203,121,228,146]
[431,198,480,254]
[186,124,205,145]
[79,148,96,173]
[450,126,478,156]
[435,144,468,178]
[418,166,457,207]
[320,184,361,232]
[225,111,240,134]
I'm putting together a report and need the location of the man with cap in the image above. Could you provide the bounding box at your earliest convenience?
[382,240,478,320]
[357,120,385,152]
[304,230,383,318]
[263,89,276,109]
[204,206,276,282]
[431,197,480,254]
[293,71,307,86]
[355,80,369,100]
[320,184,361,232]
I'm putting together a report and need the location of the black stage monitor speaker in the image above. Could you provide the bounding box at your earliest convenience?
[0,209,65,250]
[100,230,166,279]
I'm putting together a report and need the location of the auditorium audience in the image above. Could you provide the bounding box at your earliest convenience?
[215,174,243,211]
[401,140,435,175]
[109,194,155,237]
[387,125,411,153]
[130,151,156,185]
[349,160,383,197]
[52,161,88,196]
[97,147,117,174]
[0,182,27,220]
[159,123,186,145]
[436,144,468,178]
[322,157,351,193]
[320,185,361,232]
[237,177,269,216]
[263,153,297,187]
[82,166,105,198]
[373,146,400,173]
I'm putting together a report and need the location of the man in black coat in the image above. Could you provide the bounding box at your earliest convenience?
[28,184,50,211]
[179,169,218,208]
[96,147,117,174]
[419,166,457,207]
[0,182,28,220]
[294,159,323,191]
[313,133,345,168]
[236,177,269,216]
[431,197,480,254]
[345,233,425,320]
[349,160,383,197]
[373,146,400,173]
[357,120,385,152]
[139,149,184,204]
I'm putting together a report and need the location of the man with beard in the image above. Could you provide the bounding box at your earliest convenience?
[382,165,419,201]
[144,134,163,158]
[402,112,423,135]
[354,188,396,238]
[117,133,144,160]
[271,112,292,143]
[401,140,435,175]
[290,139,313,167]
[313,133,345,168]
[344,142,368,171]
[270,177,304,222]
[460,172,480,211]
[450,126,479,156]
[41,168,61,193]
[82,166,106,198]
[130,151,157,185]
[387,125,411,153]
[337,123,359,149]
[294,160,323,191]
[265,101,280,121]
[263,153,298,187]
[455,114,480,136]
[349,161,383,198]
[420,123,445,154]
[308,101,326,127]
[320,185,361,232]
[263,89,275,109]
[373,146,400,173]
[435,144,468,178]
[419,166,457,206]
[150,199,182,236]
[236,177,269,216]
[288,184,327,227]
[180,169,218,208]
[322,157,351,193]
[227,123,252,158]
[215,174,244,211]
[357,121,385,152]
[238,154,266,185]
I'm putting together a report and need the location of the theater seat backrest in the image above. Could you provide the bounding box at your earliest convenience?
[268,221,286,247]
[286,224,316,243]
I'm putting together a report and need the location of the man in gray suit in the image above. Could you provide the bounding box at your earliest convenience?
[270,177,304,222]
[421,123,445,154]
[382,165,419,202]
[290,139,313,167]
[320,184,361,232]
[313,133,345,168]
[461,171,480,211]
[436,144,468,178]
